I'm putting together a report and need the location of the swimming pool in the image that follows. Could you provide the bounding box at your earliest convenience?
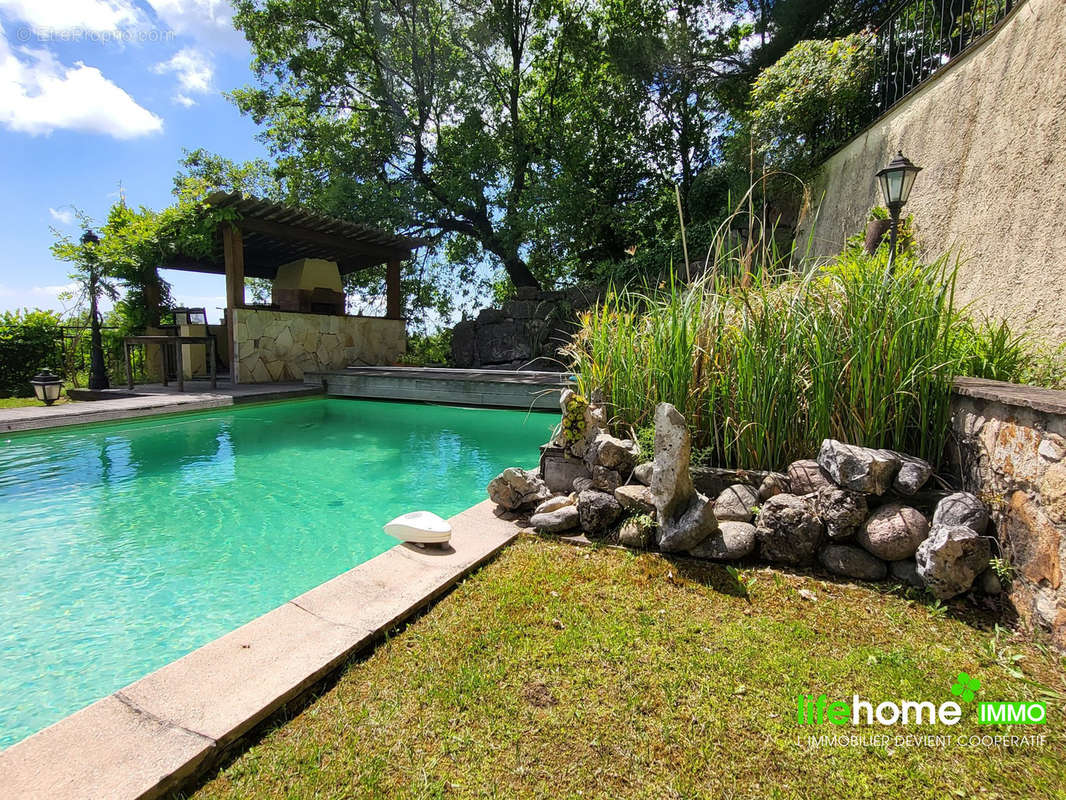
[0,398,553,748]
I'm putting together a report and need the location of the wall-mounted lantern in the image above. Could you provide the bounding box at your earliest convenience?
[875,150,922,272]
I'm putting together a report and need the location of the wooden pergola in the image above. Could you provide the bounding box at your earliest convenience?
[161,192,419,320]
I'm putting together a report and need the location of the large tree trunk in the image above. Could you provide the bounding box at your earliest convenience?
[504,255,541,289]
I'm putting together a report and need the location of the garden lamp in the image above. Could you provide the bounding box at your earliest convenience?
[875,151,921,273]
[30,368,63,405]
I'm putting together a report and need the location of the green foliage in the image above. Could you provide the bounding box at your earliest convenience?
[565,239,1033,469]
[400,329,454,366]
[952,317,1029,384]
[750,32,876,172]
[0,310,63,396]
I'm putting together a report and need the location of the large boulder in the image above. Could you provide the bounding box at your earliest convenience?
[585,432,640,473]
[614,484,656,515]
[758,472,790,500]
[931,492,989,535]
[817,440,901,495]
[890,452,933,496]
[534,494,574,515]
[650,403,717,552]
[658,499,718,552]
[915,524,992,599]
[714,484,760,523]
[856,503,930,561]
[488,467,552,511]
[540,450,591,494]
[786,459,835,495]
[689,521,757,561]
[814,486,868,540]
[633,462,654,486]
[577,489,623,538]
[819,545,888,581]
[529,505,581,534]
[755,493,824,565]
[590,464,624,492]
[618,516,656,549]
[890,559,925,589]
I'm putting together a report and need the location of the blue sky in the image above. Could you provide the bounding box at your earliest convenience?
[0,0,268,322]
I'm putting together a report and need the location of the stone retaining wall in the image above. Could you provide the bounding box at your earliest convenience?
[950,377,1066,648]
[232,309,405,383]
[451,285,601,370]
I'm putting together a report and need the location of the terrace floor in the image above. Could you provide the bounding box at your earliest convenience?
[0,381,321,434]
[188,537,1066,800]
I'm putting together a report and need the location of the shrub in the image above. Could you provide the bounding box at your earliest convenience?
[750,33,876,172]
[0,310,63,397]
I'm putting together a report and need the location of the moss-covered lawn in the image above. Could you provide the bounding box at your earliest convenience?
[190,538,1065,800]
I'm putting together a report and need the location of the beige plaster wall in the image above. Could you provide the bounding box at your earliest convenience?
[801,0,1066,341]
[232,309,405,383]
[272,258,343,292]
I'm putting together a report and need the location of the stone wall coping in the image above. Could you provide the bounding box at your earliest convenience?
[953,377,1066,417]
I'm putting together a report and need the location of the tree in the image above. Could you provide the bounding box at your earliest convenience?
[52,227,119,390]
[232,0,660,290]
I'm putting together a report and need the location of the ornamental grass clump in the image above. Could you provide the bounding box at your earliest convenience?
[565,247,992,470]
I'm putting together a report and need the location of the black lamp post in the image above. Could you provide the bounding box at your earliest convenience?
[875,151,922,274]
[81,229,110,391]
[30,368,63,405]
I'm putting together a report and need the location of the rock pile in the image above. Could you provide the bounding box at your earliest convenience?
[489,401,998,601]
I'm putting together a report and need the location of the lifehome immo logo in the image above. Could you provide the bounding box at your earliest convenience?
[796,671,1046,728]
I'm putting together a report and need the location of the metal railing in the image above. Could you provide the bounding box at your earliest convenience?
[874,0,1015,116]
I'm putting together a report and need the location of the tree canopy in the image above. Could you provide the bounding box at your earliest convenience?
[53,0,896,333]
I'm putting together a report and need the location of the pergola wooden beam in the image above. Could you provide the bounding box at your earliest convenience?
[238,217,406,265]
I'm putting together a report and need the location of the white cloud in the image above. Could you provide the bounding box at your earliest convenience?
[147,0,244,52]
[0,282,79,314]
[49,207,75,224]
[153,46,212,106]
[0,26,163,138]
[0,0,141,34]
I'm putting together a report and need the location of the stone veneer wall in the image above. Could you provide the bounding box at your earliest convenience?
[232,308,405,383]
[451,285,602,370]
[950,377,1066,648]
[800,0,1066,343]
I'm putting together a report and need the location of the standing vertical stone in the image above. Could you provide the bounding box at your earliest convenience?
[650,403,717,552]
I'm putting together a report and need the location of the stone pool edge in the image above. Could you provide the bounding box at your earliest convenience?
[0,499,518,800]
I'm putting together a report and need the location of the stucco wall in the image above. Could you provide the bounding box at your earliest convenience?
[802,0,1066,341]
[232,308,405,383]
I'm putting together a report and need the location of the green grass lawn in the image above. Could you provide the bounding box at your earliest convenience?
[0,395,71,408]
[189,538,1065,800]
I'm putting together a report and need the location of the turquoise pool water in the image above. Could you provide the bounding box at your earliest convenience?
[0,398,553,748]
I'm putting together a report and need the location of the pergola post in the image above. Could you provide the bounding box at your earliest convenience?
[223,223,245,383]
[386,257,403,320]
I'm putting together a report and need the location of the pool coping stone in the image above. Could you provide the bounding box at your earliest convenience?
[0,499,518,799]
[0,383,322,434]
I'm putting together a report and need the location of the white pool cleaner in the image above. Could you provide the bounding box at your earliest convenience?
[383,510,452,547]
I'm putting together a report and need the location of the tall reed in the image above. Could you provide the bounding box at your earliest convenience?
[565,248,981,470]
